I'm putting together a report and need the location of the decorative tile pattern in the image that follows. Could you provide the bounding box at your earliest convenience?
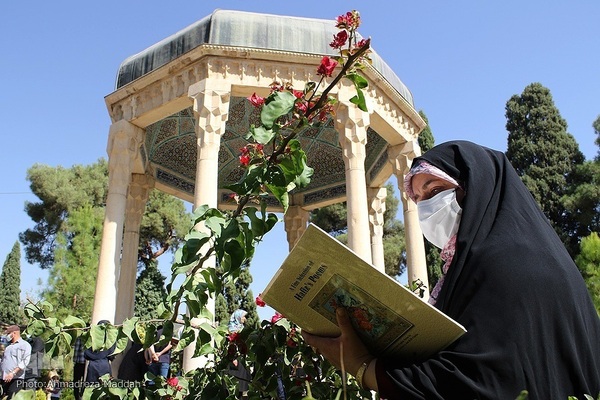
[145,96,389,206]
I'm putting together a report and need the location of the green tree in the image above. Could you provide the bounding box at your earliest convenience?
[505,82,585,256]
[134,260,167,320]
[215,265,259,328]
[593,115,600,161]
[41,205,102,321]
[417,110,435,154]
[20,161,108,269]
[0,241,22,324]
[575,232,600,315]
[416,110,443,288]
[138,189,190,269]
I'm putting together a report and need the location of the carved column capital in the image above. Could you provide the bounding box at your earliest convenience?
[335,102,370,170]
[189,80,231,157]
[284,206,310,251]
[107,120,144,193]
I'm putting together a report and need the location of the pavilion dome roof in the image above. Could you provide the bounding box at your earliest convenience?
[115,9,414,106]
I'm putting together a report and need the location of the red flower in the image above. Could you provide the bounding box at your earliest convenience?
[336,11,361,30]
[292,90,304,99]
[247,93,265,107]
[356,38,368,48]
[239,154,251,166]
[329,30,348,49]
[255,294,266,307]
[295,101,308,114]
[166,377,179,387]
[317,56,338,77]
[228,332,239,342]
[271,312,283,324]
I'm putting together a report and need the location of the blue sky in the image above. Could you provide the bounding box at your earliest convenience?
[1,1,598,322]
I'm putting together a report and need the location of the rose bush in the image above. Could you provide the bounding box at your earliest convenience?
[20,9,373,400]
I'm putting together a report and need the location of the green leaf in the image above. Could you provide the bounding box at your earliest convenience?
[174,327,195,352]
[346,72,368,89]
[90,324,106,351]
[122,317,138,341]
[63,315,87,328]
[12,390,35,400]
[105,325,119,349]
[349,89,368,112]
[249,125,276,145]
[260,91,296,129]
[26,319,46,337]
[113,329,130,356]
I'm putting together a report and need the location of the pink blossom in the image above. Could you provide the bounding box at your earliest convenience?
[336,11,361,30]
[271,312,283,324]
[247,93,265,107]
[166,377,179,387]
[317,56,338,77]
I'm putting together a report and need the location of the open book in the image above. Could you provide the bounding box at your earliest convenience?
[261,223,466,362]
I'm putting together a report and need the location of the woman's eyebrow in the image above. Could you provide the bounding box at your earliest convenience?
[414,179,437,202]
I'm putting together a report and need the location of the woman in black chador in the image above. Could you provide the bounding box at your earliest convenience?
[304,140,600,400]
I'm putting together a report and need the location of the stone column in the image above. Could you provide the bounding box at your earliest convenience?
[114,173,153,325]
[388,141,429,301]
[92,120,143,324]
[368,187,387,273]
[284,206,310,251]
[335,101,372,263]
[184,79,231,372]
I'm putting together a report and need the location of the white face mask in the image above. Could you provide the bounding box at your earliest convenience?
[417,188,462,249]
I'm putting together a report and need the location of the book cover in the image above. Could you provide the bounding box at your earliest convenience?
[261,223,466,362]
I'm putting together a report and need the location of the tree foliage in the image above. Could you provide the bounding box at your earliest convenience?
[505,82,585,256]
[41,205,103,321]
[0,241,22,324]
[215,265,259,329]
[594,115,600,161]
[134,260,168,320]
[20,160,108,269]
[138,189,190,269]
[575,232,600,315]
[417,110,436,154]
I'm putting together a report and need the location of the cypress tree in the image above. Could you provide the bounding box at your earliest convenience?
[505,83,585,255]
[0,241,22,324]
[134,261,167,320]
[215,265,259,328]
[42,205,102,320]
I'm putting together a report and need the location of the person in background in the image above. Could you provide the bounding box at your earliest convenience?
[84,320,116,384]
[117,341,147,382]
[72,336,86,400]
[24,336,45,388]
[227,309,251,400]
[303,141,600,400]
[45,370,62,400]
[145,326,173,379]
[1,325,32,399]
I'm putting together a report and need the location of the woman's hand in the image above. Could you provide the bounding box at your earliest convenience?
[302,307,374,376]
